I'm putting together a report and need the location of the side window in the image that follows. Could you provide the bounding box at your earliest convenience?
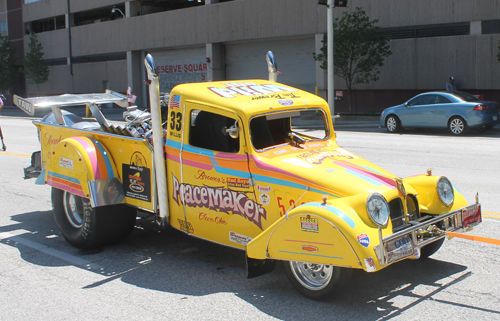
[435,95,451,104]
[189,110,239,153]
[408,96,425,106]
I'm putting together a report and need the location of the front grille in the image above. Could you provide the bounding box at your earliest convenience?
[389,198,404,229]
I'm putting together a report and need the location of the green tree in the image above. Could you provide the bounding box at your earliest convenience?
[313,7,392,113]
[0,36,17,94]
[23,33,49,94]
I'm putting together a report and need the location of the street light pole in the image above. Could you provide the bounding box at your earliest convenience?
[327,0,335,121]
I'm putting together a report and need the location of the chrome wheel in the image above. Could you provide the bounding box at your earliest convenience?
[63,191,84,228]
[289,261,333,291]
[386,116,400,132]
[449,117,466,135]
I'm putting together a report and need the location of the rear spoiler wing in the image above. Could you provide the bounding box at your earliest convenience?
[13,90,129,126]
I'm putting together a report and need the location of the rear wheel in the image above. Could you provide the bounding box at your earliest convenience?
[283,261,352,300]
[52,188,136,249]
[448,117,467,135]
[386,115,401,133]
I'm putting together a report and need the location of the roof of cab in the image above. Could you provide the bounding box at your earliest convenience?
[169,79,328,116]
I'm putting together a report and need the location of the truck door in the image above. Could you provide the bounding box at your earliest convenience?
[169,103,265,249]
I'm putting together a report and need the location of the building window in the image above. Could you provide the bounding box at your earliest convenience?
[0,22,7,33]
[379,22,470,39]
[482,20,500,34]
[26,15,65,34]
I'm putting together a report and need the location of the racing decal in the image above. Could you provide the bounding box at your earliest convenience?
[295,148,358,165]
[229,231,253,246]
[278,99,293,106]
[122,164,151,202]
[300,216,319,233]
[364,257,376,272]
[194,170,226,184]
[169,94,181,108]
[259,193,270,206]
[301,245,318,253]
[42,134,62,147]
[199,212,228,225]
[169,111,182,133]
[172,174,267,229]
[47,171,85,197]
[59,157,73,170]
[130,151,148,167]
[298,203,356,229]
[226,177,249,189]
[357,233,370,248]
[66,137,115,181]
[334,160,395,189]
[257,185,271,193]
[463,204,481,228]
[178,219,194,234]
[208,82,298,99]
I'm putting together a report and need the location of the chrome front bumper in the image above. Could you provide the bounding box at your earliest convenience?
[375,203,482,266]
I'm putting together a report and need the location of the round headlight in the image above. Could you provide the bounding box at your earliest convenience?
[437,176,454,206]
[366,193,390,227]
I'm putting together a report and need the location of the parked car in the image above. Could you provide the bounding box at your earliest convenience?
[380,91,500,135]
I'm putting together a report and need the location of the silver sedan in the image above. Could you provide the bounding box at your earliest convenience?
[380,91,500,135]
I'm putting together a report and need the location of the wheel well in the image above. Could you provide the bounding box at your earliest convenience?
[385,114,400,125]
[447,115,467,126]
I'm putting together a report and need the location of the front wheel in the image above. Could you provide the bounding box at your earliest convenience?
[52,188,137,249]
[420,237,445,258]
[283,261,352,300]
[386,115,401,133]
[448,117,467,135]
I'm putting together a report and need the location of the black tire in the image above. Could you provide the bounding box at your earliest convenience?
[52,188,136,249]
[283,261,352,300]
[420,237,445,259]
[385,115,401,133]
[448,116,467,135]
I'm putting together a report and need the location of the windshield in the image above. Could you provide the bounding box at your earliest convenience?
[449,91,480,102]
[250,109,328,150]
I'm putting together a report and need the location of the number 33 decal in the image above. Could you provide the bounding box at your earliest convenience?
[170,111,182,131]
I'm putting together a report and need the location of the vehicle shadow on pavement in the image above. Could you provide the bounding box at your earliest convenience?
[3,211,491,320]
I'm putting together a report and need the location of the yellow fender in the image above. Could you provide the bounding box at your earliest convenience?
[404,175,468,214]
[43,136,124,207]
[246,199,386,271]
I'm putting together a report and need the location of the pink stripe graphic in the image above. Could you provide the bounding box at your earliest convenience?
[72,137,100,179]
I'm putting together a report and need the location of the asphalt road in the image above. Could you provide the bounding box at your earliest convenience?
[0,115,499,320]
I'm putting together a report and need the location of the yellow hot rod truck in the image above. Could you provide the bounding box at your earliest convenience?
[14,53,481,300]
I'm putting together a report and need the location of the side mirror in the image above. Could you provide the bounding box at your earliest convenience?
[405,102,410,107]
[223,120,241,139]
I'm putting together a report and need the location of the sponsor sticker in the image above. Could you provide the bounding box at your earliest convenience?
[357,233,370,248]
[364,257,376,272]
[178,219,194,234]
[463,204,481,228]
[227,177,249,189]
[59,157,73,170]
[122,164,152,202]
[229,231,253,246]
[301,245,318,253]
[278,99,294,106]
[259,193,271,205]
[257,185,271,193]
[300,216,319,233]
